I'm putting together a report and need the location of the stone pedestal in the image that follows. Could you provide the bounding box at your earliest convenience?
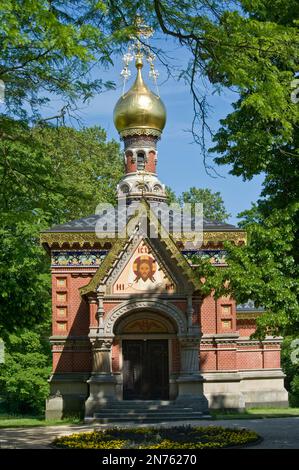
[176,336,209,412]
[46,373,89,420]
[85,375,117,416]
[84,337,117,417]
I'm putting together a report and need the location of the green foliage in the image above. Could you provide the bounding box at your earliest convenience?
[192,203,299,337]
[53,425,259,449]
[281,337,299,407]
[144,0,299,335]
[166,186,229,222]
[0,121,123,335]
[202,2,299,334]
[0,0,120,120]
[180,187,230,222]
[165,186,178,205]
[0,329,51,414]
[290,376,299,407]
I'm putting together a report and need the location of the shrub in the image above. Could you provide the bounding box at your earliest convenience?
[290,375,299,407]
[0,330,51,414]
[281,337,299,406]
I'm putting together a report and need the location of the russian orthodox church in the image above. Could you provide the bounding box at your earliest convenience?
[41,33,288,421]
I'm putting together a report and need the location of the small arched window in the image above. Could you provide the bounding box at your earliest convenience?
[137,152,145,170]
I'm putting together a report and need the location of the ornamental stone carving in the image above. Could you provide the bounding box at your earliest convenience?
[103,299,187,336]
[91,337,113,374]
[179,336,201,375]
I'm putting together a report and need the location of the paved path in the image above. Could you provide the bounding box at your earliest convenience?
[0,417,299,449]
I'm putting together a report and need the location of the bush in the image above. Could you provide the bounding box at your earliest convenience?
[281,337,299,407]
[290,376,299,407]
[53,426,259,449]
[0,329,51,414]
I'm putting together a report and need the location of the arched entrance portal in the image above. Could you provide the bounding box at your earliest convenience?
[114,311,177,400]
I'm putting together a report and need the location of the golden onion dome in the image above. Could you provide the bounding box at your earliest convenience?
[113,58,166,137]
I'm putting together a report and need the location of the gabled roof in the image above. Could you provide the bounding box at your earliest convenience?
[45,202,239,233]
[80,199,202,296]
[40,201,247,249]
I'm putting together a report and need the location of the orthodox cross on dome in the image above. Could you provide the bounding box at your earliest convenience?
[120,16,160,96]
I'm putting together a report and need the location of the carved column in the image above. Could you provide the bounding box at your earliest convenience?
[85,286,116,417]
[176,335,208,412]
[85,336,116,416]
[96,287,105,335]
[179,337,200,375]
[88,297,98,332]
[187,295,194,332]
[91,338,113,376]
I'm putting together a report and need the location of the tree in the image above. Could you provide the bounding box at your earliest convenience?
[180,187,230,222]
[1,0,299,334]
[128,0,299,334]
[0,123,123,335]
[0,327,52,414]
[206,3,299,335]
[166,186,229,221]
[165,186,178,205]
[0,0,120,121]
[281,336,299,407]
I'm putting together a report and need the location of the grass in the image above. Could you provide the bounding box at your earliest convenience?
[0,413,82,428]
[211,407,299,420]
[0,407,299,428]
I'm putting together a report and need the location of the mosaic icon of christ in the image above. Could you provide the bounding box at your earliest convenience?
[133,255,156,283]
[115,246,175,293]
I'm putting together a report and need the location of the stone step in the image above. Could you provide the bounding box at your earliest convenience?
[98,405,197,411]
[107,401,173,406]
[93,410,195,416]
[94,410,202,417]
[98,402,195,409]
[86,414,209,424]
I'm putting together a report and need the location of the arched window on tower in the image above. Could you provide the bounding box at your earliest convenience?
[137,152,145,171]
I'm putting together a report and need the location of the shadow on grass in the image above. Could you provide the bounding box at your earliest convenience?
[210,408,299,420]
[0,412,82,428]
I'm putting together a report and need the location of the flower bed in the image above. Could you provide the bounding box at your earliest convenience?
[53,425,259,449]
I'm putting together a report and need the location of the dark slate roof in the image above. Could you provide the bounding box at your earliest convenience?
[236,300,265,312]
[45,202,240,233]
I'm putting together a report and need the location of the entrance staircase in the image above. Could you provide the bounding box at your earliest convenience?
[85,400,211,424]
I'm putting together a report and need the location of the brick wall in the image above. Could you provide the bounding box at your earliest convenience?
[171,338,180,373]
[200,295,217,334]
[237,319,257,337]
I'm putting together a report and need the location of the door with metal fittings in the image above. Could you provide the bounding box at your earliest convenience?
[122,339,169,400]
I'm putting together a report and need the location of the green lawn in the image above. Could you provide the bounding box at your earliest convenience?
[211,408,299,420]
[0,413,81,428]
[0,408,299,428]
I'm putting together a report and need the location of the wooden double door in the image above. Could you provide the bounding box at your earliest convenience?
[123,339,169,400]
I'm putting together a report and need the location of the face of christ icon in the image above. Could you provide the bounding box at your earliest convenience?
[133,255,156,283]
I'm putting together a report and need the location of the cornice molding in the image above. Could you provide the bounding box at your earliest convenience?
[237,312,264,320]
[40,231,114,249]
[41,230,247,249]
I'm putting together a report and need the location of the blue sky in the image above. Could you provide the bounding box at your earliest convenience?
[47,46,264,226]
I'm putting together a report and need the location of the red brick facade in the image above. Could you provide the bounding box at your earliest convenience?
[125,150,157,174]
[50,269,282,377]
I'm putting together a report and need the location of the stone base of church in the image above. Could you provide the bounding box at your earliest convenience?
[202,369,289,410]
[45,369,289,419]
[84,375,117,417]
[45,373,89,420]
[175,374,209,411]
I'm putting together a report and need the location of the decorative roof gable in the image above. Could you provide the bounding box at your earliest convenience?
[80,199,202,296]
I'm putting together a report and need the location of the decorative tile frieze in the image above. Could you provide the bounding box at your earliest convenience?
[183,250,227,265]
[51,250,108,267]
